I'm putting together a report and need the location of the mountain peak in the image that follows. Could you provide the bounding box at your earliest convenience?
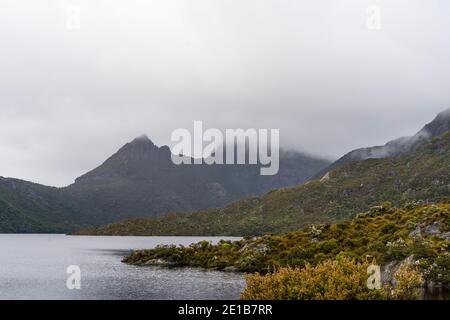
[419,108,450,138]
[436,107,450,118]
[131,134,153,144]
[73,134,163,185]
[314,108,450,178]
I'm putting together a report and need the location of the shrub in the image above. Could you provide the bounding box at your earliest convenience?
[240,257,386,300]
[390,262,423,300]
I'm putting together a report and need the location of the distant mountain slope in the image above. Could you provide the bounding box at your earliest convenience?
[315,108,450,178]
[0,178,87,232]
[76,130,450,236]
[0,138,330,232]
[64,137,330,224]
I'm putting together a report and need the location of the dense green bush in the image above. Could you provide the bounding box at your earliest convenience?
[241,258,425,300]
[390,262,423,300]
[241,257,386,300]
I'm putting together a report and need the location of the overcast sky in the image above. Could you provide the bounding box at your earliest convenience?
[0,0,449,186]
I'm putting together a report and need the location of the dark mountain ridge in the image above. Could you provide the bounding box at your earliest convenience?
[66,136,331,224]
[0,136,330,232]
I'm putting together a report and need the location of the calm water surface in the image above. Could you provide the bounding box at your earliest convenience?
[0,234,245,300]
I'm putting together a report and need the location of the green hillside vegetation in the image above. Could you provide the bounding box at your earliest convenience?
[0,178,88,232]
[77,131,450,236]
[123,202,450,288]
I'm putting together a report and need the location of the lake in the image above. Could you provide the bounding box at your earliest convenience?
[0,234,245,300]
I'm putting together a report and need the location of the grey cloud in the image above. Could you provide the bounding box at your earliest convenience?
[0,0,449,186]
